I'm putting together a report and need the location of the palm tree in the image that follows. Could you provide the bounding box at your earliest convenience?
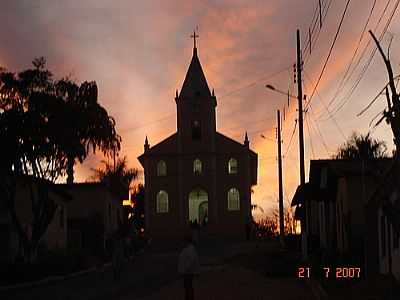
[55,79,121,184]
[334,132,388,160]
[91,156,138,199]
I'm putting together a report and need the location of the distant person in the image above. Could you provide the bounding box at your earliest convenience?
[178,235,200,300]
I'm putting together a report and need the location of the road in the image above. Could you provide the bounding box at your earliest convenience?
[1,239,316,300]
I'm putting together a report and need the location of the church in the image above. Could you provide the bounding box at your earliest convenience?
[138,35,258,241]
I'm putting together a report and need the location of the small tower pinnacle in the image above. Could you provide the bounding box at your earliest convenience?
[244,131,249,147]
[144,135,150,152]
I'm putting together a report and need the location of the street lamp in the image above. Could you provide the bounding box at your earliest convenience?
[265,84,297,99]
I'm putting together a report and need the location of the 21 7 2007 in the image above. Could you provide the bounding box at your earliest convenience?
[298,267,361,278]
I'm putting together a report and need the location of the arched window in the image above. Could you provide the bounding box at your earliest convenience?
[157,160,167,176]
[227,188,240,211]
[228,158,238,174]
[156,190,169,213]
[193,158,202,175]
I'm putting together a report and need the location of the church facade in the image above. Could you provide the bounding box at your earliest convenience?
[138,42,258,241]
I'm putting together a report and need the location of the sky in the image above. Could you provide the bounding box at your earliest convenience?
[2,0,400,218]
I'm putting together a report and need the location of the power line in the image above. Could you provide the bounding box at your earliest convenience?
[319,0,392,119]
[308,105,331,156]
[325,0,399,117]
[324,0,377,112]
[283,119,297,157]
[305,0,352,110]
[305,113,316,158]
[303,71,346,140]
[119,65,291,134]
[302,0,334,64]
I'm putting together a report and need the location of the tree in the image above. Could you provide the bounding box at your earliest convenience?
[91,156,138,200]
[369,30,400,157]
[334,132,388,160]
[55,78,121,184]
[0,57,120,261]
[131,183,145,231]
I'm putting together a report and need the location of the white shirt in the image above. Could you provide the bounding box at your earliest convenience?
[178,243,200,275]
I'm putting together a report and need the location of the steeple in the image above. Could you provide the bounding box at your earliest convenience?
[179,30,211,99]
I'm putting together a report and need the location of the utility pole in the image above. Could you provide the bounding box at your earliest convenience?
[297,29,307,260]
[277,109,285,247]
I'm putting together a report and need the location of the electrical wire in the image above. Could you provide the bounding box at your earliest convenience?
[283,119,297,157]
[305,112,316,159]
[326,0,399,118]
[305,0,352,110]
[308,105,331,156]
[324,0,377,111]
[318,0,392,119]
[304,71,346,140]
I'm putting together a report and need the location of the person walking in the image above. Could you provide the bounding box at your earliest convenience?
[178,235,200,300]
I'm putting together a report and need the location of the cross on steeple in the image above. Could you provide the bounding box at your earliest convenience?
[190,30,199,50]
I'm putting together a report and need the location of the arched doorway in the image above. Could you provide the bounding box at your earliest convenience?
[188,188,208,224]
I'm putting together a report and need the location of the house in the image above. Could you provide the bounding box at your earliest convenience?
[138,40,258,241]
[365,160,400,280]
[0,176,70,263]
[58,183,123,254]
[292,159,392,264]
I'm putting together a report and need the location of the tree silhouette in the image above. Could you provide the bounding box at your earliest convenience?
[131,183,145,231]
[334,132,388,160]
[55,78,121,184]
[0,57,120,261]
[91,156,138,200]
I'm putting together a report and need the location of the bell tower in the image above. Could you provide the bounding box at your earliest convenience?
[175,30,217,153]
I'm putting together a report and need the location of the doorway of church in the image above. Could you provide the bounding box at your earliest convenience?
[188,188,208,225]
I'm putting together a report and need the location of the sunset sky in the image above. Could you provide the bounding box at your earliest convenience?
[2,0,400,217]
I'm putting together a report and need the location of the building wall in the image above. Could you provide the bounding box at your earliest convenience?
[65,185,123,251]
[145,149,253,240]
[378,208,400,280]
[1,181,68,262]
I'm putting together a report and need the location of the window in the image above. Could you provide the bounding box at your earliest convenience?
[228,158,238,174]
[228,188,240,211]
[156,190,169,213]
[192,120,201,140]
[193,158,202,175]
[157,160,167,176]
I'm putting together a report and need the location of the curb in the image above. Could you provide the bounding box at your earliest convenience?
[0,265,101,292]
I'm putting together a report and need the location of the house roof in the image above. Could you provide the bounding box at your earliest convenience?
[179,47,211,99]
[17,175,72,202]
[291,158,393,207]
[138,131,257,158]
[57,182,122,201]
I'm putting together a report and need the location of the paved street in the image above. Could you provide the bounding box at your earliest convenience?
[1,239,316,300]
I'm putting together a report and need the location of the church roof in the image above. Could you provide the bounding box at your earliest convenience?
[180,48,211,99]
